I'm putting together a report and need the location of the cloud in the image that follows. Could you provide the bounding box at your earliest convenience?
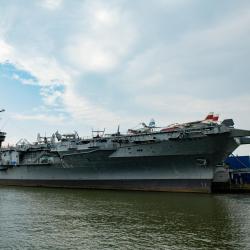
[0,39,12,61]
[65,1,137,73]
[185,8,250,50]
[12,73,37,85]
[62,85,122,128]
[0,40,72,87]
[40,85,64,106]
[39,0,63,10]
[0,0,138,129]
[13,113,67,124]
[12,55,72,86]
[134,93,250,126]
[120,6,250,99]
[158,0,194,8]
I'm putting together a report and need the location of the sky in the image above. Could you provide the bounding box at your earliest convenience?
[0,0,249,155]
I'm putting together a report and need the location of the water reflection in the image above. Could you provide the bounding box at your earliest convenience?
[1,187,250,249]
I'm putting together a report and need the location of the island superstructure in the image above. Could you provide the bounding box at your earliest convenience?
[0,112,250,193]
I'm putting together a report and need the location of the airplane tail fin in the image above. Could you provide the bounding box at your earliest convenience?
[212,114,219,122]
[202,112,220,123]
[204,112,214,121]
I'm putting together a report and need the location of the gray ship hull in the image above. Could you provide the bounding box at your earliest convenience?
[0,153,219,193]
[0,119,249,193]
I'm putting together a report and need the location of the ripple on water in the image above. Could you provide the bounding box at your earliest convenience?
[1,188,250,250]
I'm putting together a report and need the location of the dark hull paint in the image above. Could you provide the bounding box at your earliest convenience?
[0,132,240,193]
[0,179,211,193]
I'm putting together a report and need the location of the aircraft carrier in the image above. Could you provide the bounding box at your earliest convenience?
[0,112,250,193]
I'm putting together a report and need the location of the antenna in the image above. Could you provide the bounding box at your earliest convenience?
[117,125,120,135]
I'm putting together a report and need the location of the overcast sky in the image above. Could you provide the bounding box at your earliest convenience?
[0,0,249,154]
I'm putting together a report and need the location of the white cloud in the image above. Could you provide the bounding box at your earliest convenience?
[0,0,138,129]
[12,73,37,85]
[158,0,194,8]
[0,39,12,61]
[40,86,63,106]
[12,55,72,86]
[62,85,122,128]
[120,6,250,98]
[65,1,137,73]
[134,94,250,125]
[39,0,63,10]
[0,38,72,87]
[183,9,250,51]
[13,113,66,124]
[66,38,118,72]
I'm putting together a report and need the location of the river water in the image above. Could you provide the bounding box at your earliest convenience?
[0,187,250,250]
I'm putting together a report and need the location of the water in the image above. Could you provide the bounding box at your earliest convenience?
[0,188,250,250]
